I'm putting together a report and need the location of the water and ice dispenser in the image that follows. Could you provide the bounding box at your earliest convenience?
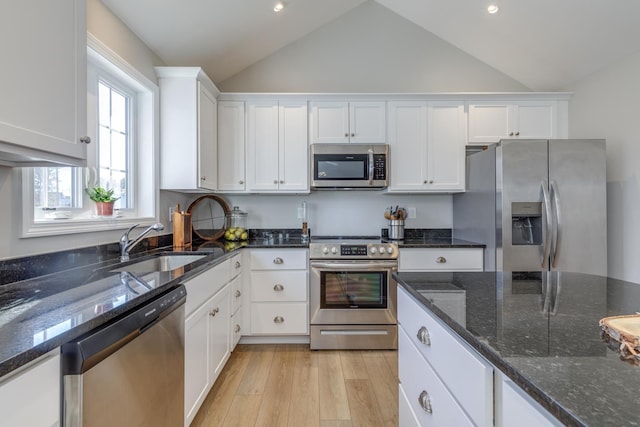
[511,202,543,245]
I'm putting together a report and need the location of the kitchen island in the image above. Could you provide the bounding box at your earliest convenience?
[395,271,640,426]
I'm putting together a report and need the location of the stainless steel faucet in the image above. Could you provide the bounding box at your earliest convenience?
[119,223,164,262]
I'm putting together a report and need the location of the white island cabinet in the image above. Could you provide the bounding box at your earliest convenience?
[0,350,60,427]
[156,67,220,191]
[0,0,88,166]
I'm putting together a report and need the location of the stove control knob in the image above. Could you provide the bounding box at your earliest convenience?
[331,246,338,254]
[322,247,329,254]
[379,246,386,254]
[387,246,394,254]
[370,247,378,254]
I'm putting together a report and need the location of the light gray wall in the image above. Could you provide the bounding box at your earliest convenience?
[218,1,529,92]
[566,51,640,282]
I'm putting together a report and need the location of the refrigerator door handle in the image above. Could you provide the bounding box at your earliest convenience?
[550,180,562,269]
[541,180,553,268]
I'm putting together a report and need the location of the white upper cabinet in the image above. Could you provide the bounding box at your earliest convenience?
[217,101,246,192]
[388,101,466,192]
[468,100,566,144]
[156,67,220,191]
[246,100,308,192]
[0,0,88,166]
[310,101,386,144]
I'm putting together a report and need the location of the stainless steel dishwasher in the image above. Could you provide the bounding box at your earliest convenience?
[61,285,186,427]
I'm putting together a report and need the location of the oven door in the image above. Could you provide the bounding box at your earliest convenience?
[309,260,397,325]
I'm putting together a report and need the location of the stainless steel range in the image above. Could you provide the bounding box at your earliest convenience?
[309,237,398,350]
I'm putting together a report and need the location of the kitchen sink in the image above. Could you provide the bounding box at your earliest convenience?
[111,254,206,275]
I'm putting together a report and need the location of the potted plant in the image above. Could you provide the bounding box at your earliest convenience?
[86,186,119,216]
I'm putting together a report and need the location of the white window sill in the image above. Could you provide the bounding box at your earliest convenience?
[23,215,158,238]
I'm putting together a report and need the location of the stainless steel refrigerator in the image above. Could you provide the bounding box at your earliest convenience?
[453,139,607,275]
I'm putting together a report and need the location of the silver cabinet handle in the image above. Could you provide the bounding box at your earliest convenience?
[209,307,220,317]
[436,256,446,264]
[201,176,207,181]
[235,261,241,269]
[279,180,284,184]
[351,133,355,137]
[423,180,428,184]
[417,326,431,345]
[239,180,244,184]
[509,132,514,136]
[515,131,520,136]
[235,290,241,298]
[234,324,241,333]
[273,284,284,292]
[344,133,349,137]
[273,316,284,324]
[79,136,91,144]
[418,390,432,414]
[273,257,284,264]
[273,180,278,184]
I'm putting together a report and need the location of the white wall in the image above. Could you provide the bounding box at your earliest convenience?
[566,52,640,282]
[218,1,529,93]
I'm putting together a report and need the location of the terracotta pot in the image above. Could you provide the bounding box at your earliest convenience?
[95,201,115,216]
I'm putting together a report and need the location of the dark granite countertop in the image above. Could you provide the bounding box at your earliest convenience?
[395,271,640,427]
[0,228,310,379]
[381,228,485,248]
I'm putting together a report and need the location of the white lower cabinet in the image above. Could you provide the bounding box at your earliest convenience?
[0,350,60,427]
[247,249,309,336]
[398,247,483,272]
[496,375,562,427]
[183,257,238,426]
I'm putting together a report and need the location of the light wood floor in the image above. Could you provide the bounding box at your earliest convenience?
[191,344,399,427]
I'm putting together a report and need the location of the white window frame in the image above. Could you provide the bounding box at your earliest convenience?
[21,34,159,237]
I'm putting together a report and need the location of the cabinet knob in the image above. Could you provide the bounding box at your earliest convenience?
[515,131,520,136]
[201,176,207,181]
[274,180,278,184]
[235,290,241,298]
[417,326,431,345]
[350,133,355,137]
[235,261,241,269]
[344,133,349,137]
[273,316,285,324]
[209,307,220,317]
[509,132,514,136]
[418,390,433,414]
[273,284,284,292]
[429,180,434,184]
[279,180,284,184]
[436,256,446,264]
[239,180,244,185]
[273,257,284,264]
[234,324,241,333]
[423,180,428,184]
[79,136,91,144]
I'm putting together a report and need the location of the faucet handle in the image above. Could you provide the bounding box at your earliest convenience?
[121,224,141,243]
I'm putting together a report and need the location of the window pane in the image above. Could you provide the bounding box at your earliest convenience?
[99,126,111,167]
[34,167,77,208]
[111,90,127,133]
[98,83,110,125]
[111,131,127,171]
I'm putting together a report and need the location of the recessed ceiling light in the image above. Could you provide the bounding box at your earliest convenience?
[274,2,285,12]
[487,4,499,14]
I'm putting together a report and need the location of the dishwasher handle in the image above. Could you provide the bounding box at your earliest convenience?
[61,285,186,375]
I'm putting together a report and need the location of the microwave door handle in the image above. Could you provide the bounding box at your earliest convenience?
[368,149,374,186]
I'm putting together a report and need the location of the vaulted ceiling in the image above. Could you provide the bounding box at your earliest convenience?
[101,0,640,91]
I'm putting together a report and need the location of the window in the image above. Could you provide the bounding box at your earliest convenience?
[22,35,158,237]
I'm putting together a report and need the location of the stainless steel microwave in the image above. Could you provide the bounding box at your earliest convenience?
[310,144,389,189]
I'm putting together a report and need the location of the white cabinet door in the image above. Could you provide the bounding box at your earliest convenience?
[218,101,246,191]
[310,101,386,144]
[426,102,465,191]
[208,284,231,380]
[247,102,280,191]
[198,84,218,190]
[278,102,309,191]
[468,101,558,143]
[387,101,465,192]
[388,101,428,191]
[246,101,308,192]
[349,101,386,144]
[156,67,219,190]
[185,300,211,426]
[0,0,87,165]
[499,378,562,427]
[0,350,60,427]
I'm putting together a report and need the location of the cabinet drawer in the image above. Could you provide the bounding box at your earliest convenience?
[500,378,561,427]
[184,259,230,315]
[251,303,308,334]
[251,271,308,302]
[250,249,307,270]
[399,248,483,271]
[230,253,243,279]
[231,307,243,350]
[399,383,421,427]
[399,328,473,427]
[398,287,493,426]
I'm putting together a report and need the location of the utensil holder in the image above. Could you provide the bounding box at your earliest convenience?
[388,219,405,240]
[173,208,192,249]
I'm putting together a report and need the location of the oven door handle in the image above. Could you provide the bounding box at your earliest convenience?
[311,261,398,270]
